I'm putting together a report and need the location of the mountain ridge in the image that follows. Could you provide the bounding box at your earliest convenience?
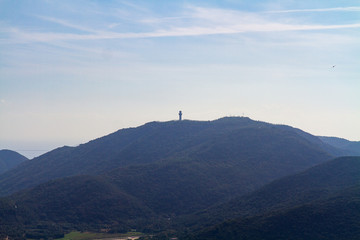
[0,118,358,238]
[0,117,341,196]
[0,150,28,175]
[319,136,360,156]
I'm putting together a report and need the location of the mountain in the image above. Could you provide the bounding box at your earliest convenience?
[0,117,349,238]
[319,136,360,155]
[0,124,338,219]
[0,117,341,196]
[0,150,28,175]
[188,156,360,240]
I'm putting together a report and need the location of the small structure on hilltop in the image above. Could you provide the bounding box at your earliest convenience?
[179,110,182,121]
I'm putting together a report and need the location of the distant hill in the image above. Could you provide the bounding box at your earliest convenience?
[0,117,342,196]
[319,136,360,155]
[0,150,28,175]
[188,156,360,240]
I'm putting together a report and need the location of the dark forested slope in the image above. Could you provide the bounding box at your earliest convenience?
[319,136,360,155]
[192,186,360,240]
[189,156,360,240]
[0,175,155,239]
[0,150,28,174]
[106,124,337,215]
[0,130,350,236]
[12,175,155,225]
[0,141,340,234]
[0,118,355,238]
[0,117,339,196]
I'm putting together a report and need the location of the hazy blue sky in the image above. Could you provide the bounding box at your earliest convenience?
[1,0,360,158]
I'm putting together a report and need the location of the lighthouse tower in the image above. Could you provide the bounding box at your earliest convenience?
[179,110,182,121]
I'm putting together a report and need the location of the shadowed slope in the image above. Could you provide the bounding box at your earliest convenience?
[319,136,360,155]
[189,157,360,240]
[0,150,28,174]
[0,117,338,196]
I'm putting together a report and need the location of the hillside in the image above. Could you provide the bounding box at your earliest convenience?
[319,136,360,155]
[183,156,360,226]
[191,185,360,240]
[187,156,360,240]
[105,122,335,215]
[0,128,339,236]
[0,175,156,239]
[0,117,339,196]
[0,117,347,237]
[0,150,28,175]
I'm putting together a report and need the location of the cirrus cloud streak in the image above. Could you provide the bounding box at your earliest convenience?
[6,22,360,43]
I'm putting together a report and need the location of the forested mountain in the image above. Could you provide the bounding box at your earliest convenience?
[0,150,28,175]
[9,175,155,231]
[0,117,354,239]
[188,156,360,240]
[0,122,340,233]
[0,117,340,196]
[319,136,360,155]
[3,156,359,239]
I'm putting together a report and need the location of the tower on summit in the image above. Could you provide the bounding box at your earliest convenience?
[179,110,182,121]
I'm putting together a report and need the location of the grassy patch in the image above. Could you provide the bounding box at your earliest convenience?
[56,231,94,240]
[56,231,143,240]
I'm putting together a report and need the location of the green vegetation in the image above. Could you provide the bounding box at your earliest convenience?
[56,231,88,240]
[56,231,143,240]
[180,156,360,230]
[190,186,360,240]
[186,157,360,240]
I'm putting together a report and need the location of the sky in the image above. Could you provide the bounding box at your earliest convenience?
[1,0,360,158]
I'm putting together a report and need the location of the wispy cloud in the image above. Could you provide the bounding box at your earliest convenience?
[3,5,360,44]
[266,6,360,13]
[117,0,150,13]
[8,22,360,43]
[36,16,101,34]
[140,16,194,24]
